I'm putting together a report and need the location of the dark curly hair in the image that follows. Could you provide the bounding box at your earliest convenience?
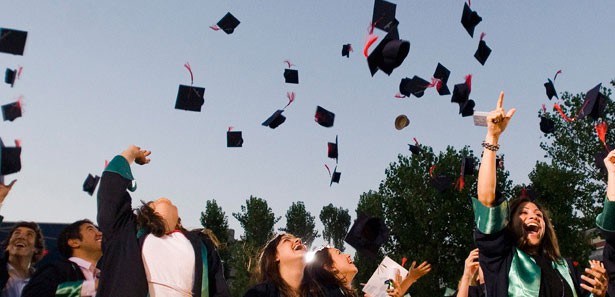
[135,200,186,237]
[508,197,561,262]
[301,247,358,297]
[1,221,46,264]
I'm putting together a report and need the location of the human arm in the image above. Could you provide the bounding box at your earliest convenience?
[477,92,516,207]
[387,261,431,297]
[579,260,608,297]
[456,249,480,297]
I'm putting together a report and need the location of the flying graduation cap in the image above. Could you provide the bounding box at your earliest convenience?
[474,33,491,65]
[325,164,341,186]
[460,2,482,38]
[367,25,410,77]
[315,106,335,128]
[227,127,244,147]
[399,76,429,98]
[342,44,353,58]
[175,63,205,112]
[82,174,100,196]
[577,83,608,121]
[372,0,398,33]
[0,138,22,180]
[283,60,299,84]
[544,70,562,100]
[433,63,451,96]
[262,92,295,129]
[540,114,555,134]
[0,28,28,56]
[345,212,389,259]
[212,12,240,34]
[451,75,475,117]
[2,100,22,122]
[4,68,17,87]
[328,135,338,162]
[408,138,421,155]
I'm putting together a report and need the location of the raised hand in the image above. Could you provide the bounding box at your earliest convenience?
[580,260,608,297]
[486,91,516,138]
[0,179,17,204]
[121,145,151,165]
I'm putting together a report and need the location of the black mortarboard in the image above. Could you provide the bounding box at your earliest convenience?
[344,212,389,259]
[2,101,22,122]
[460,3,482,38]
[474,39,491,65]
[451,82,470,104]
[342,44,352,58]
[0,28,28,56]
[595,150,609,175]
[0,138,21,176]
[284,69,299,84]
[82,174,100,196]
[408,144,420,155]
[216,12,240,34]
[578,83,608,121]
[227,131,244,147]
[175,85,205,112]
[461,157,475,176]
[372,0,398,32]
[315,106,335,128]
[431,174,453,193]
[5,69,16,87]
[433,63,451,96]
[399,76,429,98]
[328,135,338,162]
[330,167,341,186]
[540,116,555,134]
[544,79,558,100]
[262,110,286,129]
[459,99,475,117]
[367,26,410,76]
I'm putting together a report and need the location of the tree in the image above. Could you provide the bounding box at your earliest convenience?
[534,80,615,261]
[233,195,281,246]
[352,146,514,296]
[200,199,232,279]
[279,201,319,247]
[353,190,386,288]
[319,204,351,251]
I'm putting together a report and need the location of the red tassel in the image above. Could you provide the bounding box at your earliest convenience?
[228,126,234,132]
[427,78,442,91]
[348,44,354,52]
[17,66,23,79]
[429,165,436,178]
[413,138,419,145]
[324,164,332,177]
[284,92,295,109]
[363,34,378,58]
[283,60,294,68]
[465,74,473,92]
[209,25,220,31]
[401,257,407,267]
[554,69,562,81]
[394,92,406,99]
[456,176,465,191]
[479,32,486,41]
[596,122,608,150]
[542,104,546,113]
[573,261,579,267]
[104,160,109,168]
[14,139,21,147]
[184,63,194,85]
[553,103,573,122]
[468,0,471,7]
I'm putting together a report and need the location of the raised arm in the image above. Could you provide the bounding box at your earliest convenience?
[477,92,516,207]
[0,179,16,223]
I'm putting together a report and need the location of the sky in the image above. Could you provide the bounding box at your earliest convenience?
[1,1,614,248]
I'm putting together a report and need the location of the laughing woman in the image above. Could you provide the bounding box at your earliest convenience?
[473,92,608,297]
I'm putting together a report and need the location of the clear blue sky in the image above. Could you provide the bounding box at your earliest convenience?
[1,1,614,247]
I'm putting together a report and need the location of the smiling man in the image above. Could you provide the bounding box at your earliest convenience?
[0,180,46,297]
[21,219,102,297]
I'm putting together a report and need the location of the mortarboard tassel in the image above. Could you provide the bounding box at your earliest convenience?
[429,165,436,178]
[456,159,465,191]
[14,139,21,147]
[427,78,443,92]
[283,60,295,69]
[465,74,473,92]
[553,69,562,81]
[553,103,574,122]
[184,63,194,85]
[363,23,378,58]
[209,25,220,31]
[228,126,234,132]
[401,257,407,268]
[104,160,109,168]
[284,92,295,109]
[394,92,406,98]
[596,121,609,151]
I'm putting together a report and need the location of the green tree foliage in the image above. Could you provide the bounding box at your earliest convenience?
[353,190,385,288]
[279,201,319,247]
[353,146,513,295]
[320,204,351,251]
[200,199,231,279]
[534,80,615,261]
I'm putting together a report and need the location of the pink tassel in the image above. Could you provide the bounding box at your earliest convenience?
[184,63,194,85]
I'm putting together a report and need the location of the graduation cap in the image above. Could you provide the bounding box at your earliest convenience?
[227,130,244,147]
[461,157,475,176]
[5,69,16,87]
[342,44,352,58]
[474,33,491,65]
[367,26,410,76]
[408,138,421,155]
[315,106,335,128]
[459,99,475,117]
[82,174,100,196]
[284,69,299,84]
[431,174,453,193]
[399,76,429,98]
[175,85,205,112]
[577,83,608,121]
[460,3,482,38]
[216,12,240,34]
[262,110,286,129]
[395,115,409,130]
[433,63,451,96]
[0,28,28,56]
[451,81,470,104]
[372,0,398,32]
[2,101,22,122]
[328,136,338,162]
[344,212,389,259]
[330,167,341,186]
[0,138,22,177]
[540,116,555,134]
[544,79,558,100]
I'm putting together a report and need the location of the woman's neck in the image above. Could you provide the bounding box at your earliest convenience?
[279,260,304,295]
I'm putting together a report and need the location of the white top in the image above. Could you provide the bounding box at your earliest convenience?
[142,231,195,297]
[2,263,30,297]
[68,256,98,296]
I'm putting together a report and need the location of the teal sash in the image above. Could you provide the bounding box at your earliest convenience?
[55,280,83,297]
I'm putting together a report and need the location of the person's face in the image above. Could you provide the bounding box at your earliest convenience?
[6,227,37,259]
[512,202,545,247]
[327,248,357,280]
[151,198,179,232]
[275,235,306,264]
[76,223,103,254]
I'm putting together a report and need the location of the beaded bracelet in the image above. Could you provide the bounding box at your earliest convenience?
[482,141,500,152]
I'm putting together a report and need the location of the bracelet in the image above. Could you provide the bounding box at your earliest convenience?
[482,141,500,152]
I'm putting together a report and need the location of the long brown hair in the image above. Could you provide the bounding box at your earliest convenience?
[301,247,358,297]
[508,197,561,262]
[256,233,299,297]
